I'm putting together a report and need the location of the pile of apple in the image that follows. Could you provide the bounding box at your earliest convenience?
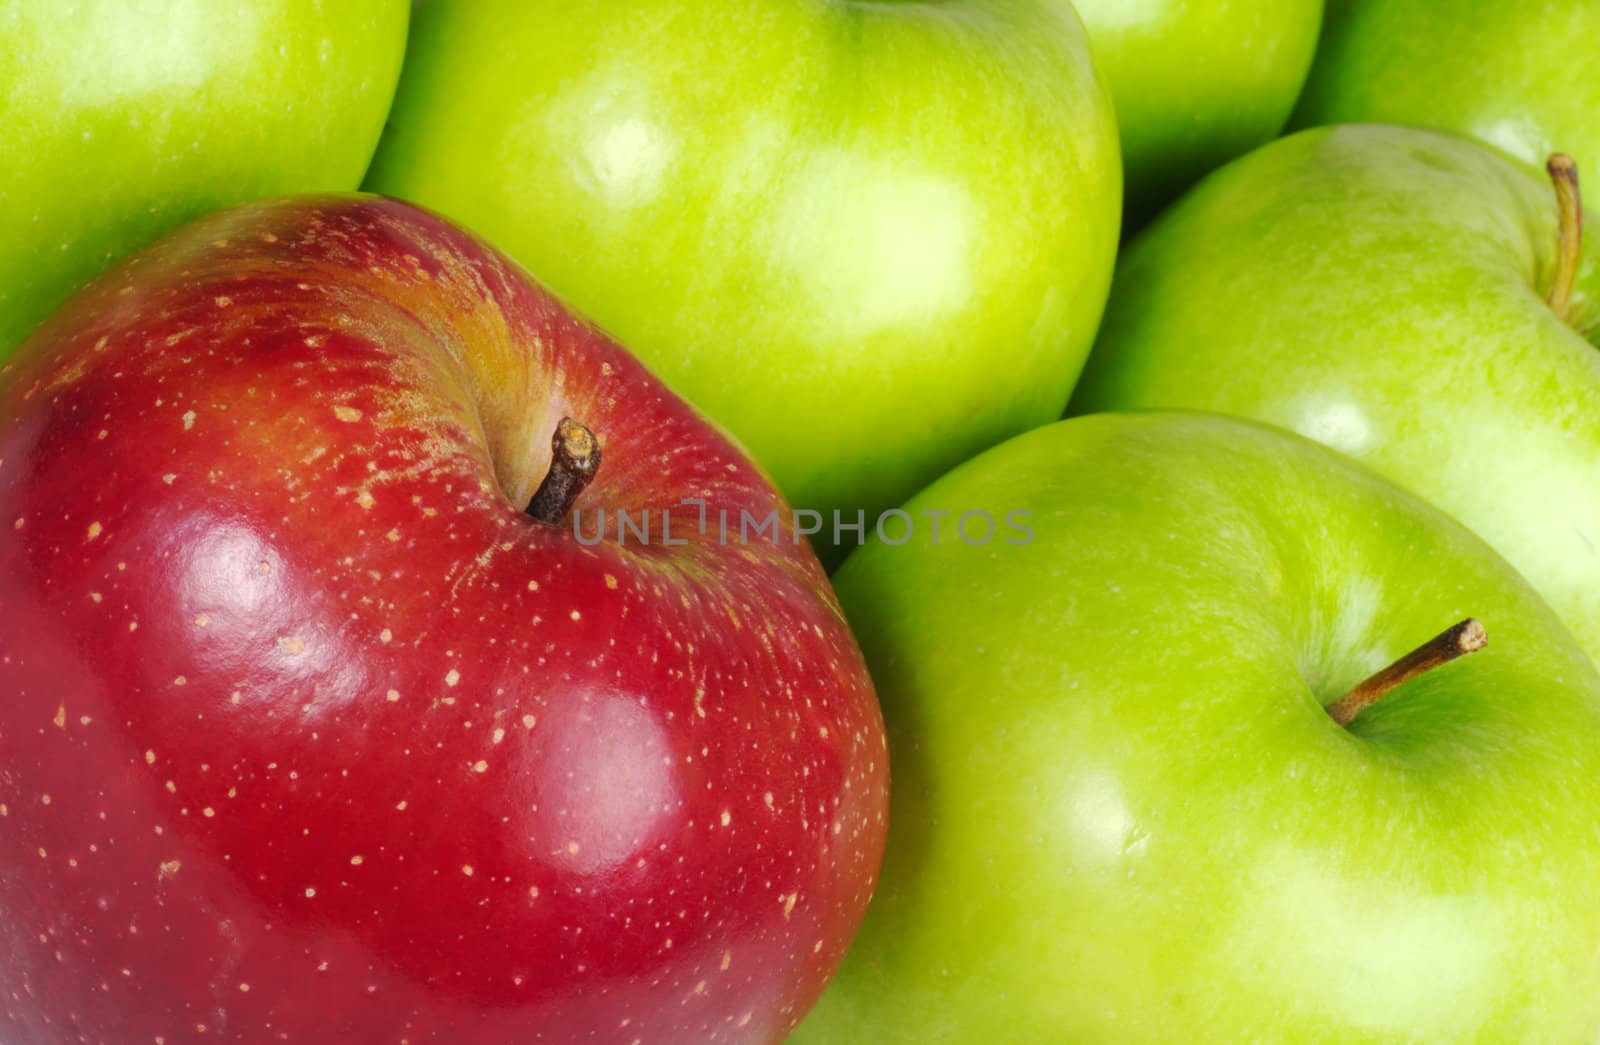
[4,2,1600,1042]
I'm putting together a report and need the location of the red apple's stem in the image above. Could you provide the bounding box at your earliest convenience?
[1548,153,1582,323]
[1325,618,1487,728]
[526,417,600,524]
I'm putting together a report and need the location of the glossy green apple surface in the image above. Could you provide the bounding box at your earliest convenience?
[1073,0,1323,223]
[1072,124,1600,664]
[0,0,408,355]
[365,0,1121,557]
[1292,0,1600,180]
[798,411,1600,1042]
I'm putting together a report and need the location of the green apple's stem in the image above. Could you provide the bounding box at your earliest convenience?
[1548,153,1582,323]
[1326,618,1487,728]
[526,417,600,524]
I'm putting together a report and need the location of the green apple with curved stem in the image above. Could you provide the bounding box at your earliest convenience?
[1072,125,1600,663]
[1073,0,1323,224]
[1292,0,1600,180]
[364,0,1121,560]
[798,411,1600,1043]
[0,0,409,355]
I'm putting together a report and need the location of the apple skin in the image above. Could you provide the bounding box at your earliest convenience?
[797,411,1600,1042]
[1072,0,1323,223]
[1291,0,1600,181]
[0,1,409,355]
[1071,124,1600,665]
[363,0,1121,559]
[0,196,888,1043]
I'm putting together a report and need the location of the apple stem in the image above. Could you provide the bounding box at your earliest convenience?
[1548,153,1583,323]
[526,417,601,524]
[1325,618,1487,728]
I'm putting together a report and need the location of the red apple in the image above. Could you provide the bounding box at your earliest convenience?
[0,196,888,1043]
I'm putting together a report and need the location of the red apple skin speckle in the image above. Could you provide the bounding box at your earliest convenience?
[0,196,888,1043]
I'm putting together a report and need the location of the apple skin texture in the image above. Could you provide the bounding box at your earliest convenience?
[0,0,409,355]
[1072,124,1600,665]
[364,0,1121,550]
[1292,0,1600,181]
[1072,0,1323,222]
[799,412,1600,1042]
[0,197,888,1043]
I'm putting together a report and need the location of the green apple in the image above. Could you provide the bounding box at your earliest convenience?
[364,0,1121,559]
[1073,0,1323,223]
[1072,124,1600,664]
[1292,0,1600,181]
[0,0,409,354]
[798,411,1600,1042]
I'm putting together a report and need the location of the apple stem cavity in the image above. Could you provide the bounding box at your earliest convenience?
[526,417,601,524]
[1325,618,1487,728]
[1548,153,1583,323]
